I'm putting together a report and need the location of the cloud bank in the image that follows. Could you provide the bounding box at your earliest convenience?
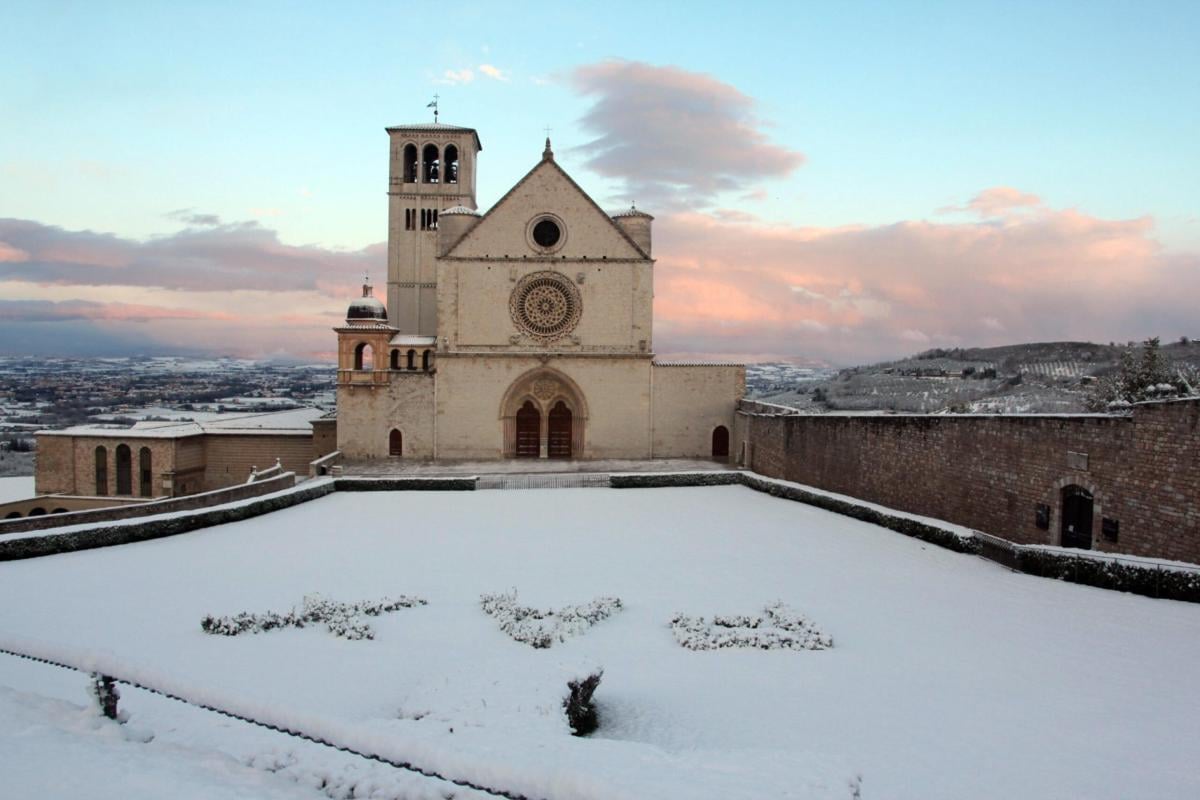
[570,60,805,207]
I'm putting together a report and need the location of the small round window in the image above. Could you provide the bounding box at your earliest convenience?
[532,218,561,248]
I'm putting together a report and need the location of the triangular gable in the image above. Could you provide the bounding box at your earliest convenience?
[444,157,648,260]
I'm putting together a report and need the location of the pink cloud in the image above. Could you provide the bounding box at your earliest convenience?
[652,191,1198,363]
[0,241,29,262]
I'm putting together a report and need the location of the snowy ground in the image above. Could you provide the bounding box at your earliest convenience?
[2,485,1199,799]
[0,475,35,502]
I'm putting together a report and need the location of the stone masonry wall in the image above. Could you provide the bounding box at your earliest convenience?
[741,398,1200,564]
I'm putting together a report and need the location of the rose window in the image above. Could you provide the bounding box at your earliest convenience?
[510,272,582,342]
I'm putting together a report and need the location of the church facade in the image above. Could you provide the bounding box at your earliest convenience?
[334,121,744,461]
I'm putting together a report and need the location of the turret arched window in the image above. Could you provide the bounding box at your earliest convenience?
[354,342,374,371]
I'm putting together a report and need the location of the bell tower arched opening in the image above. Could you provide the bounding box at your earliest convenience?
[422,144,440,183]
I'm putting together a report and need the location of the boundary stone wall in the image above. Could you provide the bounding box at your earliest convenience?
[0,472,298,536]
[739,398,1200,564]
[0,480,334,562]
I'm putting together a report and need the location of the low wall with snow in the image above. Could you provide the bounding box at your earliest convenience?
[0,472,298,536]
[739,398,1200,564]
[0,480,334,562]
[613,470,1200,601]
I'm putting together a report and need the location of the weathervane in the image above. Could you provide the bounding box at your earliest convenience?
[427,94,440,123]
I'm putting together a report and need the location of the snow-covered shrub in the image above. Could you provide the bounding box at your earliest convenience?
[89,672,126,722]
[480,590,622,648]
[671,602,832,651]
[201,593,426,641]
[563,669,603,735]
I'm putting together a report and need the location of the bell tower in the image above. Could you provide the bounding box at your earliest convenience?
[385,120,482,334]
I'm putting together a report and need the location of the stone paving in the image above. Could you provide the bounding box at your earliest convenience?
[342,457,736,477]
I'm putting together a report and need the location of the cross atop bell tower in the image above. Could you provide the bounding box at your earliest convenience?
[384,118,482,334]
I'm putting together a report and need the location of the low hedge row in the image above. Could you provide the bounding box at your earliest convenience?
[612,471,980,556]
[0,482,335,562]
[333,477,477,492]
[1017,549,1200,603]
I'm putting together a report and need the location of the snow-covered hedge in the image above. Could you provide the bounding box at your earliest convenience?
[0,480,334,562]
[202,593,427,641]
[480,590,623,649]
[1016,550,1200,602]
[334,477,477,492]
[671,602,833,651]
[611,471,981,555]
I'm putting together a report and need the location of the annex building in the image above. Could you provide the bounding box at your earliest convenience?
[333,122,744,461]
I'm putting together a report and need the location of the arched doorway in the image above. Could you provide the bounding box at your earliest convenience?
[1061,485,1094,550]
[515,401,541,458]
[115,444,132,496]
[389,429,403,457]
[548,401,573,458]
[499,368,589,459]
[712,425,730,460]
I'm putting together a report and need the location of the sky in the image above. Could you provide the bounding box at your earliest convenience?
[1,0,1198,364]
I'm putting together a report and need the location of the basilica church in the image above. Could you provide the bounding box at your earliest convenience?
[333,120,744,461]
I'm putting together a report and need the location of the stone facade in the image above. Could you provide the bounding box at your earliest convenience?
[740,398,1200,563]
[29,410,335,514]
[335,124,744,461]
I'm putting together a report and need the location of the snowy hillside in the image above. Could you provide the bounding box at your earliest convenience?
[2,486,1199,798]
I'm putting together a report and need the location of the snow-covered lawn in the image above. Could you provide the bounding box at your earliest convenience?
[0,475,35,503]
[2,485,1199,799]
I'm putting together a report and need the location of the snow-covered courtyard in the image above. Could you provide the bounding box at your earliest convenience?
[2,484,1199,799]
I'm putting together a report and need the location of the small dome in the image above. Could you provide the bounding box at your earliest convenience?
[442,205,482,216]
[611,203,653,220]
[347,284,387,321]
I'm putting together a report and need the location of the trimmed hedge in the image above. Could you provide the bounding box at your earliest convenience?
[612,471,980,555]
[0,482,335,562]
[609,472,743,489]
[334,477,477,492]
[1017,549,1200,603]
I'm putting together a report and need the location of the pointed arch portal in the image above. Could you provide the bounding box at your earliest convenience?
[500,368,587,459]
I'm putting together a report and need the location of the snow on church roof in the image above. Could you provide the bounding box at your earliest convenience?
[41,408,325,440]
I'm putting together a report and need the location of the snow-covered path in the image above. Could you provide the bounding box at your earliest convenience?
[2,485,1198,798]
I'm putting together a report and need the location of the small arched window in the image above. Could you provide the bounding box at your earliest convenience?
[422,144,440,183]
[115,444,132,496]
[407,349,416,370]
[139,447,153,497]
[444,144,459,184]
[354,342,374,371]
[389,429,403,457]
[390,349,401,370]
[403,143,418,183]
[95,445,108,496]
[422,350,431,371]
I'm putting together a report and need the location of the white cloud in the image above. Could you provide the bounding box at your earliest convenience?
[437,68,475,85]
[479,64,508,81]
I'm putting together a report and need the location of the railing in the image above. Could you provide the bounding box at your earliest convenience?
[309,450,342,478]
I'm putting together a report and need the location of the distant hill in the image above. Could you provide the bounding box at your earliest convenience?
[749,338,1200,414]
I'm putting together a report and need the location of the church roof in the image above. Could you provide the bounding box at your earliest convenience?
[443,144,651,260]
[441,205,482,216]
[384,122,482,151]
